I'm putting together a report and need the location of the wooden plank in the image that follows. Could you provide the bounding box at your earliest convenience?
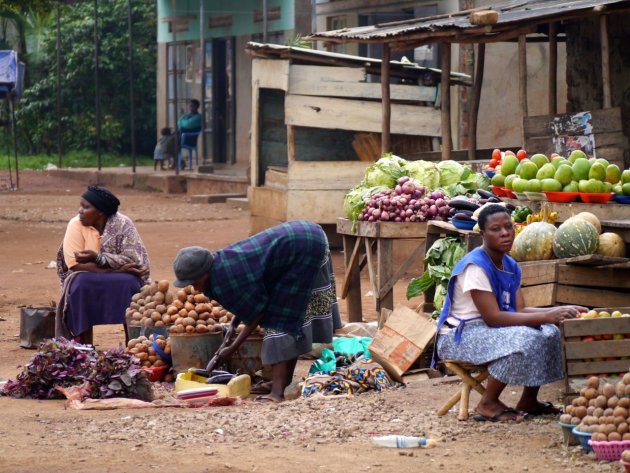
[562,317,630,338]
[379,239,426,300]
[565,339,630,360]
[523,107,624,137]
[558,265,630,289]
[263,166,287,190]
[343,234,363,323]
[250,86,261,187]
[289,65,366,86]
[252,58,289,91]
[288,72,436,102]
[364,238,379,296]
[284,94,442,137]
[377,238,394,311]
[341,236,363,299]
[287,125,295,162]
[566,359,629,376]
[441,42,452,160]
[249,186,287,221]
[525,133,628,155]
[600,15,612,109]
[381,44,391,154]
[565,254,629,267]
[336,218,428,239]
[555,285,630,309]
[521,283,556,307]
[287,160,368,191]
[519,260,559,286]
[286,189,347,224]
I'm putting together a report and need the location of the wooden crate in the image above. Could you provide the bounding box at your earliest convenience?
[560,315,630,396]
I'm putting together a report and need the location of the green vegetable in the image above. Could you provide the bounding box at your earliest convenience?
[437,160,469,187]
[407,237,466,319]
[511,206,533,223]
[363,154,407,188]
[343,185,388,223]
[406,160,440,190]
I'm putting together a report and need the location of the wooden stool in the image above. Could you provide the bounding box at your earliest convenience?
[436,360,489,420]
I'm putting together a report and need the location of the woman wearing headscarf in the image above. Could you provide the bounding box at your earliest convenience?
[55,185,150,344]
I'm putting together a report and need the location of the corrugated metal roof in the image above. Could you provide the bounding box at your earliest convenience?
[308,0,630,45]
[244,42,471,85]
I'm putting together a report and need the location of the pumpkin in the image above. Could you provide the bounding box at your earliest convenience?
[596,232,626,257]
[510,222,556,261]
[570,212,601,234]
[553,219,599,258]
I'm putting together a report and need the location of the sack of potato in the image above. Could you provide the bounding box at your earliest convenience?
[166,285,229,335]
[561,373,630,441]
[126,280,174,328]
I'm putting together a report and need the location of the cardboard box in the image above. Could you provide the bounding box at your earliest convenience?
[368,305,436,382]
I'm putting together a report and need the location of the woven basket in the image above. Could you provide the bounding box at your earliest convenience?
[588,440,630,462]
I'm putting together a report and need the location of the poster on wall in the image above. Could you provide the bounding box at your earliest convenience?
[551,111,596,158]
[185,45,194,83]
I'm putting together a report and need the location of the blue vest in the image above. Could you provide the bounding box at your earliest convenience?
[432,247,521,366]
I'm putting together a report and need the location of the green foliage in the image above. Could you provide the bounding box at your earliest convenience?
[15,0,156,156]
[0,149,152,170]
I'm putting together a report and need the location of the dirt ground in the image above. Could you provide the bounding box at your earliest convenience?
[0,171,619,473]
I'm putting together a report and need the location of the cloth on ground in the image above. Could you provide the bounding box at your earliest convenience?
[302,359,395,397]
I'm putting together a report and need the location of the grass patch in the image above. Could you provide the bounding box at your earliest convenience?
[0,150,153,170]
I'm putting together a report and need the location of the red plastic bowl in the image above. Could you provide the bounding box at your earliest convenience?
[544,191,579,203]
[143,364,168,382]
[579,192,613,204]
[490,185,507,197]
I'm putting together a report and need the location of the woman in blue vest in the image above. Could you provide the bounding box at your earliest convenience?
[435,204,586,422]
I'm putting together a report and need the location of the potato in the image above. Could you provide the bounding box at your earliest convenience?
[182,317,196,326]
[153,292,165,305]
[185,285,195,294]
[176,290,187,302]
[130,302,140,310]
[211,324,222,333]
[206,318,216,326]
[154,321,164,327]
[162,314,172,324]
[127,339,138,349]
[196,319,207,326]
[219,309,227,317]
[172,299,184,310]
[608,396,620,408]
[623,450,630,462]
[169,325,178,334]
[188,310,198,320]
[613,406,628,418]
[619,398,630,409]
[196,324,208,333]
[608,432,622,441]
[165,293,174,305]
[235,324,244,333]
[595,395,608,408]
[185,325,196,333]
[164,345,171,355]
[132,312,143,321]
[154,359,165,367]
[142,360,152,368]
[195,303,207,313]
[603,383,616,398]
[156,339,166,348]
[559,414,572,424]
[178,308,188,317]
[139,307,146,314]
[186,294,195,303]
[184,301,195,312]
[166,306,178,316]
[616,381,626,398]
[137,298,145,306]
[136,352,149,361]
[199,311,210,321]
[193,293,207,303]
[211,307,222,318]
[143,318,154,327]
[158,280,170,293]
[145,301,157,311]
[148,355,157,363]
[151,311,161,322]
[174,317,184,326]
[155,304,167,314]
[131,293,141,302]
[219,316,228,324]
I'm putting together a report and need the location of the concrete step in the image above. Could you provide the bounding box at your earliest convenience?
[189,193,246,204]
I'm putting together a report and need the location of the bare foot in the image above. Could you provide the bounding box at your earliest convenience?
[255,393,283,403]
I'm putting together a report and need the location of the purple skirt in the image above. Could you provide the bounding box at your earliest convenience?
[62,272,141,337]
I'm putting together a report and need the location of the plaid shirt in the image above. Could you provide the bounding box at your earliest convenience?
[206,220,327,336]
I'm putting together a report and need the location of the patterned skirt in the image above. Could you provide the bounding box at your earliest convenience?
[436,319,564,387]
[261,251,342,365]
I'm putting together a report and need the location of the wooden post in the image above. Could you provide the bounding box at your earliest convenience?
[467,42,485,161]
[287,125,296,162]
[600,15,612,109]
[548,22,557,115]
[376,238,394,312]
[518,34,528,148]
[381,44,391,155]
[343,234,363,323]
[441,42,452,160]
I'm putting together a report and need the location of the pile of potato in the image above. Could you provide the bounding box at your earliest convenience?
[126,280,174,328]
[561,373,630,441]
[167,284,231,335]
[125,334,171,368]
[235,323,265,336]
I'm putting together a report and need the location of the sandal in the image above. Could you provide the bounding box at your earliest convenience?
[255,395,282,403]
[250,381,272,395]
[523,401,562,417]
[473,407,526,423]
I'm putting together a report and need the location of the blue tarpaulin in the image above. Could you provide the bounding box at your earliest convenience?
[0,51,17,85]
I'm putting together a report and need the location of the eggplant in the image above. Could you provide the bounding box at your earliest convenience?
[487,196,502,203]
[456,209,474,217]
[477,189,494,199]
[448,199,480,212]
[453,213,474,221]
[448,207,458,217]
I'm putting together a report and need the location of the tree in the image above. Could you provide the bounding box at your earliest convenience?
[16,0,156,156]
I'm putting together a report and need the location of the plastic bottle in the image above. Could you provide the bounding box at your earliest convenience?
[371,435,440,449]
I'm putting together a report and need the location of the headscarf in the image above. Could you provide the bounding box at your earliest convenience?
[82,185,120,216]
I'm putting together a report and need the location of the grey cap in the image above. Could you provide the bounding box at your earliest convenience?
[172,246,214,288]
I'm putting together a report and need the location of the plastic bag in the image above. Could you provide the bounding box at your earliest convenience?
[19,306,56,349]
[308,348,337,374]
[332,336,372,359]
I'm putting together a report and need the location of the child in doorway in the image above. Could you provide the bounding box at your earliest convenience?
[154,127,176,171]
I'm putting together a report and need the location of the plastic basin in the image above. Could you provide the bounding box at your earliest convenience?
[451,218,476,231]
[579,192,613,204]
[572,427,593,453]
[559,422,579,447]
[544,191,579,203]
[588,439,630,462]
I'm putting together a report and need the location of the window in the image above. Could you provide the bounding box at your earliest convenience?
[167,42,197,129]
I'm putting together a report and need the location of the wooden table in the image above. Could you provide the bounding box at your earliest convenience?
[336,218,429,322]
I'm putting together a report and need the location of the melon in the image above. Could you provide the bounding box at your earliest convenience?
[596,233,626,257]
[553,219,599,259]
[510,222,557,262]
[571,212,602,234]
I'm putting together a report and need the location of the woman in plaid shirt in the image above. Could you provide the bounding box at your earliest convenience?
[173,220,341,402]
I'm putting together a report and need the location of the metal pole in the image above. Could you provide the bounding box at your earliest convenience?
[94,0,101,170]
[127,0,136,172]
[5,98,13,189]
[199,0,206,167]
[10,94,19,189]
[262,0,268,43]
[56,1,63,168]
[171,0,179,175]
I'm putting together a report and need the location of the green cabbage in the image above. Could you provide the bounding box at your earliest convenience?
[466,171,491,190]
[363,155,407,188]
[343,185,388,222]
[405,160,440,190]
[436,160,466,186]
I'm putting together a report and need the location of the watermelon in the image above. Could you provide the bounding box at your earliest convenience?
[510,222,557,262]
[553,219,599,258]
[596,232,626,257]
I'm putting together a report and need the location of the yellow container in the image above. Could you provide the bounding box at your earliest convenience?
[175,369,251,398]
